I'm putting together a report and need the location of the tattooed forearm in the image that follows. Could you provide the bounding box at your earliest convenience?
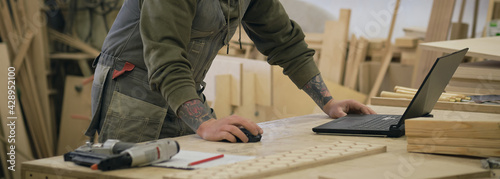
[302,74,333,109]
[177,99,214,131]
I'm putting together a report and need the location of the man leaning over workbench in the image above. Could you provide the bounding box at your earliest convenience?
[85,0,376,143]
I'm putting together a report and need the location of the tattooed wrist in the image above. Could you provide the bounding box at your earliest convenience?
[302,74,333,109]
[177,99,213,130]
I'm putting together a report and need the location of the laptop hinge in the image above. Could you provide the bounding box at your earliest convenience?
[421,113,434,118]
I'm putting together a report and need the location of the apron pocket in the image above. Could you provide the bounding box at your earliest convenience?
[99,91,167,143]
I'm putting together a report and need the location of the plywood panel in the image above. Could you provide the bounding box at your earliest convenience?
[214,74,232,118]
[56,76,92,155]
[204,59,242,106]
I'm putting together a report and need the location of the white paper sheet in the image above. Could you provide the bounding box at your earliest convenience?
[152,150,255,170]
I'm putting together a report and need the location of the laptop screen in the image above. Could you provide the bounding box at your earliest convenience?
[398,48,468,125]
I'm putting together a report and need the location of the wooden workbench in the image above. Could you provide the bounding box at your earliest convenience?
[22,105,499,179]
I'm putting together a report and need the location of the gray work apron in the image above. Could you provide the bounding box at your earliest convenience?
[85,0,251,143]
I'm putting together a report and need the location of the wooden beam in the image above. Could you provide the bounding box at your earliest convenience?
[12,30,34,70]
[318,9,351,84]
[343,35,357,87]
[48,29,100,57]
[366,0,400,104]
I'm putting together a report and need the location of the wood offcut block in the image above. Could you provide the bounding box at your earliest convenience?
[406,117,500,157]
[164,141,386,179]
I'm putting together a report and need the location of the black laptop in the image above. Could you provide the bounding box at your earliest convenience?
[313,48,469,137]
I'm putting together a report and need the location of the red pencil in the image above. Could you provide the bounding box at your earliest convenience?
[188,154,224,166]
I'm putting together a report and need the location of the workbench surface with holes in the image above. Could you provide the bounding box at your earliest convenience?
[22,105,500,179]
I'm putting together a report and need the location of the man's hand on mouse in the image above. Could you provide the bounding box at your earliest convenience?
[322,99,377,119]
[197,115,263,143]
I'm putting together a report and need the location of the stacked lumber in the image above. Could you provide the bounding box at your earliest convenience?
[0,0,55,159]
[406,116,500,157]
[446,60,500,95]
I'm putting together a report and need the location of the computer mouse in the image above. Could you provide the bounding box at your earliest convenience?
[236,128,262,143]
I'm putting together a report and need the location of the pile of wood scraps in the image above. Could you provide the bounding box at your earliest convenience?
[0,0,55,163]
[406,116,500,158]
[380,86,471,102]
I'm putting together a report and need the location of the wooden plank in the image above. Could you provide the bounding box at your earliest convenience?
[366,0,400,104]
[450,23,469,40]
[450,0,468,40]
[233,72,257,121]
[453,58,500,81]
[407,144,500,157]
[56,76,92,155]
[204,58,242,106]
[343,35,357,87]
[0,42,14,179]
[50,53,96,60]
[48,29,100,57]
[318,9,351,84]
[445,85,500,95]
[400,46,419,66]
[371,97,500,114]
[406,117,500,139]
[419,36,500,61]
[215,55,271,106]
[345,37,368,90]
[412,0,456,87]
[472,0,479,38]
[1,44,35,164]
[12,30,33,70]
[20,60,52,157]
[24,0,54,143]
[408,137,500,148]
[214,74,232,118]
[367,48,393,104]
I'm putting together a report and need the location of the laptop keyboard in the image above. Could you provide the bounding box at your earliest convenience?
[348,115,401,130]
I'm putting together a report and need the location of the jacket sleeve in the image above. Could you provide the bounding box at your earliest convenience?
[242,0,320,89]
[140,0,200,114]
